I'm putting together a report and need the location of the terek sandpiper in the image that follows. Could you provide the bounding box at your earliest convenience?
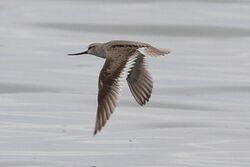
[69,40,170,135]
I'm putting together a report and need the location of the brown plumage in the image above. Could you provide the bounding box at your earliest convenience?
[68,40,170,135]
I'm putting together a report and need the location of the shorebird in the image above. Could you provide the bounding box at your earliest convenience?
[68,40,170,135]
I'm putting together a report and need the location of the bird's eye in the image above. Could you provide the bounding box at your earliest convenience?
[88,46,94,50]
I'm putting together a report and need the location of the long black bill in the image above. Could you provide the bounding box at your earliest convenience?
[68,50,88,56]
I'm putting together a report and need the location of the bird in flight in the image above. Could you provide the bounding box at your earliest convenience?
[68,40,170,135]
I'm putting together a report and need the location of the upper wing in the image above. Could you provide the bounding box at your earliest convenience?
[94,53,138,135]
[126,53,153,106]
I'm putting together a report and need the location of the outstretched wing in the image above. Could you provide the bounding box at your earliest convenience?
[127,46,169,105]
[126,54,153,105]
[94,54,138,135]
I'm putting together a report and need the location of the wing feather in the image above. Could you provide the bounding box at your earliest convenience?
[127,53,153,106]
[94,53,137,135]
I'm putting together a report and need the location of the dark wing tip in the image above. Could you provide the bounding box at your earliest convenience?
[93,129,98,136]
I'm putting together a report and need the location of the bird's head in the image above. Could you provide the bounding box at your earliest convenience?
[68,43,105,58]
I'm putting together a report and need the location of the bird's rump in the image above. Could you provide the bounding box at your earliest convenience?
[138,46,170,57]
